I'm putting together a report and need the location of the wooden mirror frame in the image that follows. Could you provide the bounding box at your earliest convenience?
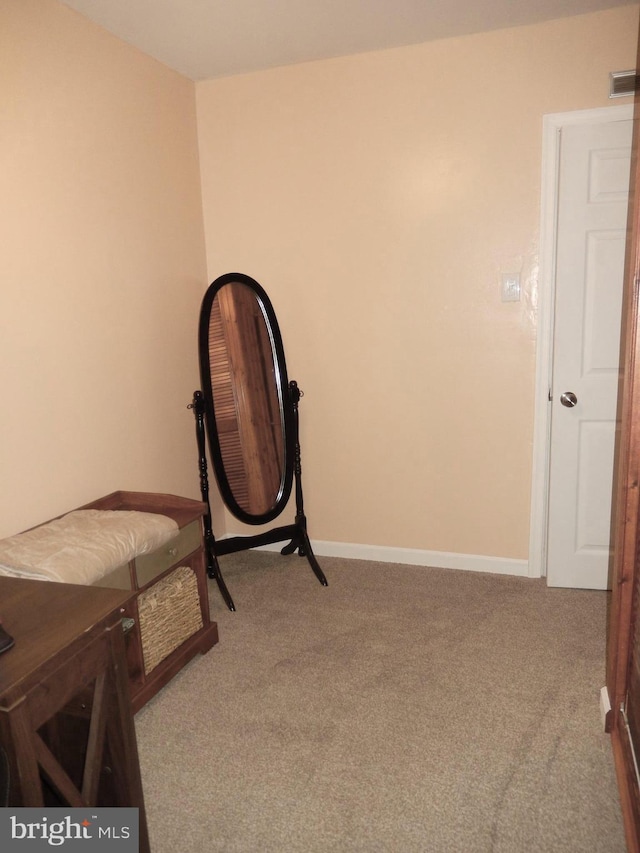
[190,273,328,611]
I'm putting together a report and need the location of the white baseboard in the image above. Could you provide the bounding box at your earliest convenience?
[250,538,529,578]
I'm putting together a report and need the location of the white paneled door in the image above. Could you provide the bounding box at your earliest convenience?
[547,117,632,589]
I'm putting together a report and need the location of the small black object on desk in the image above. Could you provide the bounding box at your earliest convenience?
[0,624,13,654]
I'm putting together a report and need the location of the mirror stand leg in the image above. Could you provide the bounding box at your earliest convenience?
[280,517,328,587]
[205,539,236,612]
[280,538,297,556]
[190,390,236,611]
[211,562,236,613]
[299,531,328,587]
[283,381,328,587]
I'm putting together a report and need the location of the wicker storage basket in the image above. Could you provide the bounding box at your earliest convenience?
[138,565,203,675]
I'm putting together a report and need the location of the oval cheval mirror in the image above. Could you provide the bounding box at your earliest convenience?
[190,273,327,610]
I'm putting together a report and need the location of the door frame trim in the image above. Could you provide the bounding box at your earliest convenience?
[528,103,634,580]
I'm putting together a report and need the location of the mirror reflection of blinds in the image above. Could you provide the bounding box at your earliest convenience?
[209,284,283,516]
[208,299,250,509]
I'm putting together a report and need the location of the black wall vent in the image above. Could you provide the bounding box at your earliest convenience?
[610,70,639,98]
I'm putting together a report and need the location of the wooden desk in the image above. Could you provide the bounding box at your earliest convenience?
[0,577,149,852]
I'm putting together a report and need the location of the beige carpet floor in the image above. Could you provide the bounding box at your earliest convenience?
[134,550,625,852]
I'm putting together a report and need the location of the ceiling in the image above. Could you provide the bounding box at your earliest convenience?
[60,0,635,81]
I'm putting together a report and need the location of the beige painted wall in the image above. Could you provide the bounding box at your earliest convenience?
[2,1,638,563]
[196,6,640,561]
[1,0,209,537]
